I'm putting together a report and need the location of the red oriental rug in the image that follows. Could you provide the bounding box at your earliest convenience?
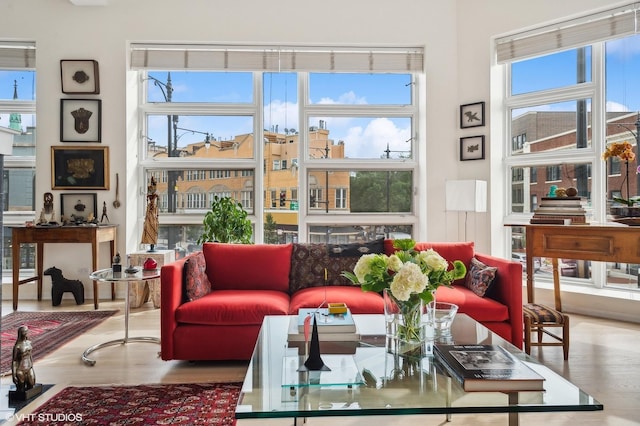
[15,383,242,425]
[1,310,117,375]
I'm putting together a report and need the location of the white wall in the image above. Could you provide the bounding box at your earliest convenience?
[0,0,629,305]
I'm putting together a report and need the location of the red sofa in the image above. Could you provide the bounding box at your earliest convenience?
[160,240,523,361]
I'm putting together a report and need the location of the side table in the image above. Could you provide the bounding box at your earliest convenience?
[82,268,161,366]
[127,249,174,309]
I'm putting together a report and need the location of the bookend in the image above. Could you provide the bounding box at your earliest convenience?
[298,316,330,372]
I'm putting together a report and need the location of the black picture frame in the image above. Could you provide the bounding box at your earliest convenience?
[60,99,102,143]
[60,60,100,94]
[460,101,485,129]
[460,135,485,161]
[51,146,109,190]
[60,193,97,221]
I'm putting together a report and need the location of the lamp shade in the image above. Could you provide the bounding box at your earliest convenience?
[445,180,487,212]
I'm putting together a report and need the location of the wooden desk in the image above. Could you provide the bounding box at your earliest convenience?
[524,224,640,310]
[11,225,117,310]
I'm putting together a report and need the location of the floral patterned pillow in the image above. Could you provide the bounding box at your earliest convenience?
[182,252,212,302]
[464,257,497,298]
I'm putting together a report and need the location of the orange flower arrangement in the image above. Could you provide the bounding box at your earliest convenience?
[602,141,639,206]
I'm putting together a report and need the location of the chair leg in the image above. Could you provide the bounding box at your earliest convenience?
[523,315,532,355]
[562,315,570,360]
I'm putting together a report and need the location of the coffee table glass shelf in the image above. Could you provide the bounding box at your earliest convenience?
[236,314,602,426]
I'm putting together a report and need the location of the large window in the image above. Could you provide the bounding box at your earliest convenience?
[132,44,423,249]
[499,5,640,292]
[0,41,36,272]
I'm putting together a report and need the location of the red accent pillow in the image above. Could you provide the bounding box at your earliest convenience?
[465,257,497,297]
[182,252,212,302]
[203,242,293,292]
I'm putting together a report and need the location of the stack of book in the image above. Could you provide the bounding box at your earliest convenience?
[530,197,587,225]
[288,307,359,342]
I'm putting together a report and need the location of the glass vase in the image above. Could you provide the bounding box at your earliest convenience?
[383,289,427,358]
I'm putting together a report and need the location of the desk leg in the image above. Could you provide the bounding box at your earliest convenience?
[36,243,43,301]
[12,240,20,311]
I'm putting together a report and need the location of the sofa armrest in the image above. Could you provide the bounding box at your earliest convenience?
[474,253,524,349]
[160,256,189,360]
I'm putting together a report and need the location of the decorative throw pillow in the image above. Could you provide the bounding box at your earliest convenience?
[327,238,385,257]
[464,257,497,298]
[182,252,212,302]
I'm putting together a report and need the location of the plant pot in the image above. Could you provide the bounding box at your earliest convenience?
[610,206,640,218]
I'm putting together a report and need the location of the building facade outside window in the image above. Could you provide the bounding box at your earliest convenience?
[499,8,640,292]
[1,41,36,273]
[131,44,423,252]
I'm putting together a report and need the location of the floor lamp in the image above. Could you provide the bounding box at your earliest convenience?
[445,180,487,241]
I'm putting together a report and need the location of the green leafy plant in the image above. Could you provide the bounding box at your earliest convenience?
[197,196,253,244]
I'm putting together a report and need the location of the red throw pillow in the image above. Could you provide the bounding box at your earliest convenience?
[464,257,497,297]
[182,252,212,302]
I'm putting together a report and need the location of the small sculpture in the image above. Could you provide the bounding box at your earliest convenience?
[100,201,109,223]
[43,266,85,306]
[141,176,159,252]
[38,192,57,225]
[9,326,42,401]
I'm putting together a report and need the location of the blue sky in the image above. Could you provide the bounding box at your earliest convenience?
[2,34,639,154]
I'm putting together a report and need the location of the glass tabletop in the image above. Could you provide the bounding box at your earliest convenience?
[89,267,160,282]
[235,314,602,420]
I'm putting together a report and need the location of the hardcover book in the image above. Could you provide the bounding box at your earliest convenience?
[297,308,357,334]
[434,344,545,392]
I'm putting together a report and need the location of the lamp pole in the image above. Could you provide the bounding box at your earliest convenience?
[383,142,411,212]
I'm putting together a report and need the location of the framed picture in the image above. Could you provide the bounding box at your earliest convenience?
[60,99,102,143]
[460,101,485,129]
[60,60,100,94]
[460,135,485,161]
[51,146,109,190]
[60,193,97,222]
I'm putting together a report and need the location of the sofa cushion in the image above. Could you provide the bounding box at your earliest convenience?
[465,257,498,297]
[289,240,384,293]
[176,289,290,326]
[434,285,509,322]
[203,242,292,292]
[289,286,384,315]
[182,252,212,302]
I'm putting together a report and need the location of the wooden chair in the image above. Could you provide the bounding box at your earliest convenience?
[523,257,570,360]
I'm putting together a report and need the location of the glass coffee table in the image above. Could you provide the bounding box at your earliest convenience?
[235,314,602,425]
[82,268,161,366]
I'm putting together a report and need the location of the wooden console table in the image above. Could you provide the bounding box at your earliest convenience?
[11,225,117,310]
[523,224,640,308]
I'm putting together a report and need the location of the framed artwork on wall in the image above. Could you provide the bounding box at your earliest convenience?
[51,146,109,190]
[460,135,485,161]
[60,60,100,94]
[60,193,97,221]
[60,99,102,142]
[460,101,485,129]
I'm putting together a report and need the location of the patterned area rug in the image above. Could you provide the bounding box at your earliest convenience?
[15,383,242,425]
[1,310,117,375]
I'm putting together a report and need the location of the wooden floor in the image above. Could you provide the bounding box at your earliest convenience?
[1,299,639,425]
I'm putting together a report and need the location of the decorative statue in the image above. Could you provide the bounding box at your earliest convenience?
[38,192,56,225]
[141,176,159,252]
[12,326,36,392]
[100,201,109,223]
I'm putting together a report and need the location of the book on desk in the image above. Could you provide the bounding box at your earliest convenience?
[434,344,545,392]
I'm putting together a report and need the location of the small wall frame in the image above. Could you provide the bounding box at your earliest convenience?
[60,60,100,94]
[60,193,97,222]
[460,101,485,129]
[51,146,109,190]
[460,135,485,161]
[60,99,102,142]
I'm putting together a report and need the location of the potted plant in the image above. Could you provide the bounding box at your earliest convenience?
[602,141,640,217]
[197,195,253,244]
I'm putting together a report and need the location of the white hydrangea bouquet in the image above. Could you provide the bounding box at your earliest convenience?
[342,239,466,345]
